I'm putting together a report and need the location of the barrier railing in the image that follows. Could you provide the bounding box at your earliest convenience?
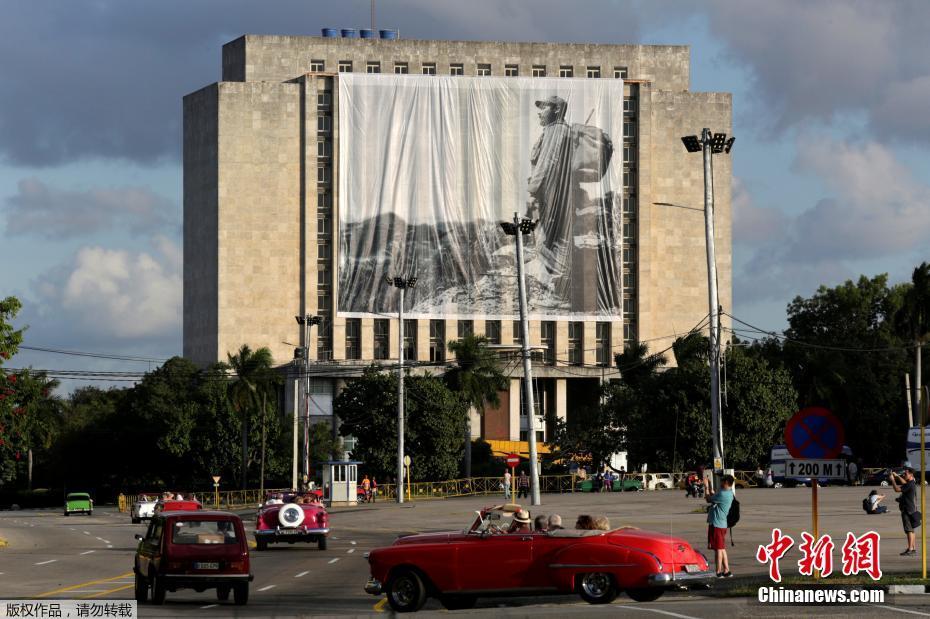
[118,488,290,512]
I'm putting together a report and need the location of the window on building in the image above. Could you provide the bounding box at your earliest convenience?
[317,113,332,133]
[403,319,417,360]
[374,319,390,360]
[541,321,555,364]
[366,61,381,74]
[317,164,331,184]
[504,64,518,77]
[345,318,361,360]
[623,220,636,243]
[310,59,325,72]
[596,322,611,367]
[623,271,636,290]
[421,63,436,75]
[429,320,445,362]
[623,144,636,164]
[317,91,332,107]
[317,292,331,311]
[624,320,637,342]
[317,138,332,158]
[623,97,636,113]
[317,190,332,210]
[317,243,330,260]
[559,65,573,78]
[457,320,474,340]
[614,66,628,79]
[622,245,636,263]
[394,62,409,74]
[512,320,523,344]
[532,65,546,77]
[450,63,464,76]
[477,63,491,76]
[586,66,601,78]
[520,430,546,442]
[317,263,331,286]
[623,296,636,315]
[317,215,331,240]
[624,120,636,138]
[317,322,332,360]
[568,322,583,365]
[338,61,353,73]
[485,320,501,345]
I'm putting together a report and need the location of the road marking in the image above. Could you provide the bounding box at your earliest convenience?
[615,608,702,619]
[879,607,930,617]
[373,598,388,612]
[37,571,134,598]
[80,550,95,555]
[347,548,355,554]
[82,583,133,599]
[295,571,309,578]
[350,540,357,545]
[83,531,90,535]
[96,537,105,541]
[328,558,340,564]
[106,545,113,548]
[201,604,217,609]
[258,585,275,592]
[35,560,57,565]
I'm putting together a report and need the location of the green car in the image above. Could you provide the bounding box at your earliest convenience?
[577,478,642,492]
[64,492,93,516]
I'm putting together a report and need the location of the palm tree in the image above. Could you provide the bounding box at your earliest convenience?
[226,345,277,491]
[614,341,667,386]
[445,335,507,478]
[897,263,930,420]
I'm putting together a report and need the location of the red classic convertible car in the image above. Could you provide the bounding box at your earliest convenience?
[365,504,714,612]
[253,493,329,551]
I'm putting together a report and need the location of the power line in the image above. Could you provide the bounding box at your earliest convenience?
[723,312,916,353]
[17,344,169,363]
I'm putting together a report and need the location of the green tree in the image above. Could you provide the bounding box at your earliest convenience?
[225,345,278,490]
[10,370,62,490]
[0,297,25,485]
[896,263,930,420]
[445,335,507,478]
[336,367,468,481]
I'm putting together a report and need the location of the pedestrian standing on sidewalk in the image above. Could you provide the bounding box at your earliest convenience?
[518,470,530,499]
[371,477,378,502]
[504,469,512,499]
[705,474,735,577]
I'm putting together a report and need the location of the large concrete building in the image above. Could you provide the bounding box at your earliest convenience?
[183,33,732,454]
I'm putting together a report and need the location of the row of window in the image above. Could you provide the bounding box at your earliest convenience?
[309,59,628,79]
[343,318,615,367]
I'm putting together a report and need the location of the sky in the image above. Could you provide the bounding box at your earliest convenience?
[2,0,929,389]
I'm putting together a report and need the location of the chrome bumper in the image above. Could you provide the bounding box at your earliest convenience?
[365,577,383,595]
[648,569,716,587]
[254,527,330,537]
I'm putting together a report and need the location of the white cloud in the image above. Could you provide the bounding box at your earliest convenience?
[3,177,177,239]
[732,177,788,246]
[34,239,181,339]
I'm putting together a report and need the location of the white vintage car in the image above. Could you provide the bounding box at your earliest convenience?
[131,494,159,524]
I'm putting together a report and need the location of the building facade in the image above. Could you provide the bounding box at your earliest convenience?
[183,34,732,450]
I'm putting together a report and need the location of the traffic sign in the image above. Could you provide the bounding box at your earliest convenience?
[212,476,221,484]
[785,459,846,480]
[506,453,520,467]
[784,407,845,460]
[403,455,411,467]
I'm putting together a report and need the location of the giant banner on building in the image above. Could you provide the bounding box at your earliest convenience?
[337,73,624,319]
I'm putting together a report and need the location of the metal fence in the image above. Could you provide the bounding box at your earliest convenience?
[118,488,290,513]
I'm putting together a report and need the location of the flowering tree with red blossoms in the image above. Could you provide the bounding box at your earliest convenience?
[0,297,25,484]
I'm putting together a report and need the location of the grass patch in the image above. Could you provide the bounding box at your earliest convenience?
[702,572,928,597]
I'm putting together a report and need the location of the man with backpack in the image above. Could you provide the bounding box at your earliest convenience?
[705,474,736,578]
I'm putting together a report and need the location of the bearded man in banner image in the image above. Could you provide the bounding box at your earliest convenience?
[526,95,621,314]
[526,95,575,309]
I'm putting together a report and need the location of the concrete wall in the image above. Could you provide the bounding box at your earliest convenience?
[222,35,690,91]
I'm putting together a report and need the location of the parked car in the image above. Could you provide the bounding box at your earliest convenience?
[133,510,252,605]
[865,468,905,487]
[254,493,329,551]
[577,477,642,492]
[132,494,159,524]
[364,503,714,612]
[64,492,93,516]
[643,474,675,490]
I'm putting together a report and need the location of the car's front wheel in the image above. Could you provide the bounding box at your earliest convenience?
[150,573,166,605]
[627,588,664,602]
[318,536,328,551]
[233,583,249,605]
[577,572,618,604]
[386,569,427,612]
[134,573,148,604]
[216,585,230,601]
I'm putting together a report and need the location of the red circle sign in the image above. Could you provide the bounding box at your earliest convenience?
[506,454,520,467]
[784,407,845,460]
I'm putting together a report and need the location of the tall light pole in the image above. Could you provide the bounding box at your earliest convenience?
[500,214,541,506]
[386,275,417,503]
[681,129,735,479]
[295,314,322,489]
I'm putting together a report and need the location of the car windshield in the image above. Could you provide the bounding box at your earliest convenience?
[171,520,238,544]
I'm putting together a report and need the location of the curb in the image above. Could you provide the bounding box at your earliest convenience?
[887,585,928,594]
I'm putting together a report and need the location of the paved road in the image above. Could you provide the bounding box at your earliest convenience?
[1,488,930,617]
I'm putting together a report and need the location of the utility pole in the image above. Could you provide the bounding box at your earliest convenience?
[681,129,735,479]
[292,378,299,489]
[501,214,541,506]
[386,275,417,503]
[295,314,321,489]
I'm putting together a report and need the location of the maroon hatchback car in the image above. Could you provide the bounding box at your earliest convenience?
[134,511,253,605]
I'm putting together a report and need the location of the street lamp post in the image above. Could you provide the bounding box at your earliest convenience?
[500,214,541,506]
[681,129,735,481]
[295,314,322,490]
[386,275,417,504]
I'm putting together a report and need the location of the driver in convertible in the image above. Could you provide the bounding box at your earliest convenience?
[508,509,532,533]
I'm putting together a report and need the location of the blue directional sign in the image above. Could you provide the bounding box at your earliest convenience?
[784,407,845,460]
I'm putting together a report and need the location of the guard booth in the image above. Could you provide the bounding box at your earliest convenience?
[320,460,361,506]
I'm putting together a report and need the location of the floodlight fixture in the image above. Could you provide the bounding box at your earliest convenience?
[681,135,702,153]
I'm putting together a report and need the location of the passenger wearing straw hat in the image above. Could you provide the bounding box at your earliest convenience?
[508,509,532,533]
